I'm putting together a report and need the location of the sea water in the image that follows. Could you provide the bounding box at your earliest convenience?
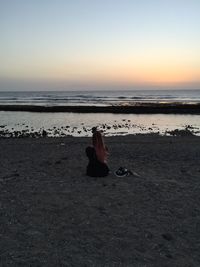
[0,90,200,136]
[0,89,200,106]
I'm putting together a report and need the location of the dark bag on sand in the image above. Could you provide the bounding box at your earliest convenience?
[86,146,109,177]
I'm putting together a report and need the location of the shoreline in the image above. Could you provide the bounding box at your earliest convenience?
[0,127,198,138]
[1,102,200,114]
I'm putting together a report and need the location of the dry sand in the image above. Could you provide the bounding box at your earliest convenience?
[0,135,200,266]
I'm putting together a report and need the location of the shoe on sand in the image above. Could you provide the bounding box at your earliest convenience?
[114,167,129,177]
[114,167,140,177]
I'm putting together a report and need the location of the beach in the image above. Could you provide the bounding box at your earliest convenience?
[1,135,200,266]
[1,0,200,264]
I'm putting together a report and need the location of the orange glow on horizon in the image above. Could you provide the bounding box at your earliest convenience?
[1,58,199,87]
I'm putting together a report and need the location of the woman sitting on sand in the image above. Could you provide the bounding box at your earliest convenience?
[86,129,109,177]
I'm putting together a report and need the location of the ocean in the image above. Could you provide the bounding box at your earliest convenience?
[0,89,200,106]
[0,89,200,137]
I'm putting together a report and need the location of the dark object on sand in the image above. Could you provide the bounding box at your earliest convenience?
[166,128,194,136]
[86,146,109,177]
[115,167,132,177]
[114,167,140,177]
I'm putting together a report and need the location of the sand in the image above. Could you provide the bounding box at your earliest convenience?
[0,135,200,266]
[1,102,200,114]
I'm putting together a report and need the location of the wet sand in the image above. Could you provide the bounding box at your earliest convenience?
[0,135,200,266]
[1,102,200,114]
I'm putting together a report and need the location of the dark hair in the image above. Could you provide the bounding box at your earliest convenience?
[92,130,108,163]
[92,126,97,134]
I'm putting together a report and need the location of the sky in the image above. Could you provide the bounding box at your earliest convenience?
[0,0,200,91]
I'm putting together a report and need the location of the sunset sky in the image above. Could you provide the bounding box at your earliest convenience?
[0,0,200,90]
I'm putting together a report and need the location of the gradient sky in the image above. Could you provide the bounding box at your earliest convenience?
[0,0,200,90]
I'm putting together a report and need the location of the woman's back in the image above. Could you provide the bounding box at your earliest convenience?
[86,131,109,177]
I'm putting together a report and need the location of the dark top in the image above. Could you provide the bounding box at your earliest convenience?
[85,146,109,177]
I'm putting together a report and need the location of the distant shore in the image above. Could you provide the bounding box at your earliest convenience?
[1,102,200,114]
